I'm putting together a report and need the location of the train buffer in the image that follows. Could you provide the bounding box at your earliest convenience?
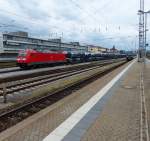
[0,58,150,141]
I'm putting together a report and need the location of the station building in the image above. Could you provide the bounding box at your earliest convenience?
[0,31,88,57]
[88,45,107,54]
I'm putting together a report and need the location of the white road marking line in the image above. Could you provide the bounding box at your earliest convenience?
[43,60,136,141]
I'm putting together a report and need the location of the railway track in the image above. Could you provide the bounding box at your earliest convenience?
[0,59,125,83]
[0,59,127,132]
[0,66,102,95]
[0,59,125,75]
[0,60,123,94]
[0,59,123,103]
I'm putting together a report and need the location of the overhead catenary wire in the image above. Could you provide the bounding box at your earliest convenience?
[0,1,138,51]
[69,0,102,24]
[0,4,135,34]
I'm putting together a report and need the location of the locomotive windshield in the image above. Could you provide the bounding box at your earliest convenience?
[18,51,27,57]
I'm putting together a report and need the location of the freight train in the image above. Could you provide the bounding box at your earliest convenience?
[126,55,134,61]
[17,49,127,69]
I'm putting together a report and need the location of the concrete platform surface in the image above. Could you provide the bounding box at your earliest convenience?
[1,59,149,141]
[44,60,139,141]
[43,59,149,141]
[80,60,141,141]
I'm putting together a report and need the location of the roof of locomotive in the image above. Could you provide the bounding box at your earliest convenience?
[20,49,67,54]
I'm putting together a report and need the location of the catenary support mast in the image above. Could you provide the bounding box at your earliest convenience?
[138,0,145,61]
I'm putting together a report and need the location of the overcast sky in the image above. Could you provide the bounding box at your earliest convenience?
[0,0,150,50]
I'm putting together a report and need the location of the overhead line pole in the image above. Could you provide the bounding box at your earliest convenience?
[138,0,145,62]
[145,13,147,59]
[144,12,150,59]
[138,9,150,62]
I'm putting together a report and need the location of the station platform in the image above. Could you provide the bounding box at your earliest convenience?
[0,59,149,141]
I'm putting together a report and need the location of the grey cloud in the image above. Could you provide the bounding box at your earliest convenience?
[7,0,50,21]
[0,0,146,50]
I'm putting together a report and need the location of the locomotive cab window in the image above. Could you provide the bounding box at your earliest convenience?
[19,51,27,57]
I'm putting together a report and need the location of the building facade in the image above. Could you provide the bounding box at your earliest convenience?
[88,45,107,54]
[110,46,119,53]
[0,32,88,56]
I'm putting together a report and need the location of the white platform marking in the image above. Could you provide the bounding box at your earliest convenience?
[43,60,136,141]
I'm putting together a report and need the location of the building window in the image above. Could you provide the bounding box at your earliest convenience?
[7,35,13,40]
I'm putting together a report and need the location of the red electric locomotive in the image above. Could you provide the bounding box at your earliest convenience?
[17,49,67,68]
